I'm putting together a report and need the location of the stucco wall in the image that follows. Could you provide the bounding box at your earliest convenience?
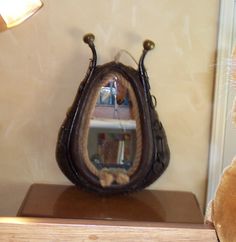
[0,0,219,215]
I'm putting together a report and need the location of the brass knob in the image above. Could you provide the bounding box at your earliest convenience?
[83,33,95,45]
[143,40,155,51]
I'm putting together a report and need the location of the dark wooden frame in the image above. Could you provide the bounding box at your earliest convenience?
[56,34,170,194]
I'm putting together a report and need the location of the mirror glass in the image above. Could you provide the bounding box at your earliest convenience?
[86,73,142,175]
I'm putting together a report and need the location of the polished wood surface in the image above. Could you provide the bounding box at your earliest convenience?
[0,217,217,242]
[18,184,203,224]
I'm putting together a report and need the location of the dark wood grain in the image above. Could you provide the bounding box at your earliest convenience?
[18,184,203,224]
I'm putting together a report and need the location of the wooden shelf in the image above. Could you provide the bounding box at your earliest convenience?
[13,184,218,241]
[0,217,217,242]
[18,184,203,223]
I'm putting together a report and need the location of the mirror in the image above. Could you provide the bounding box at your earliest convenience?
[56,34,170,194]
[88,73,139,169]
[83,72,142,187]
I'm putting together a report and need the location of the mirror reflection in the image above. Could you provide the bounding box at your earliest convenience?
[87,73,140,172]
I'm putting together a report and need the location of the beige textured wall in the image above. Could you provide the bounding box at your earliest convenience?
[0,0,219,215]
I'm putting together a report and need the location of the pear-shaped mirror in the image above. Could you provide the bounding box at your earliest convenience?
[56,34,170,194]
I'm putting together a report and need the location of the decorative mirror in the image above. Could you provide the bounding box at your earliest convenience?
[56,33,170,194]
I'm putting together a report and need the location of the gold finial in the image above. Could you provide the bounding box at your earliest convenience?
[83,33,95,45]
[143,40,155,51]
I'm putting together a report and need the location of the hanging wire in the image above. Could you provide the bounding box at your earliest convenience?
[114,49,138,66]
